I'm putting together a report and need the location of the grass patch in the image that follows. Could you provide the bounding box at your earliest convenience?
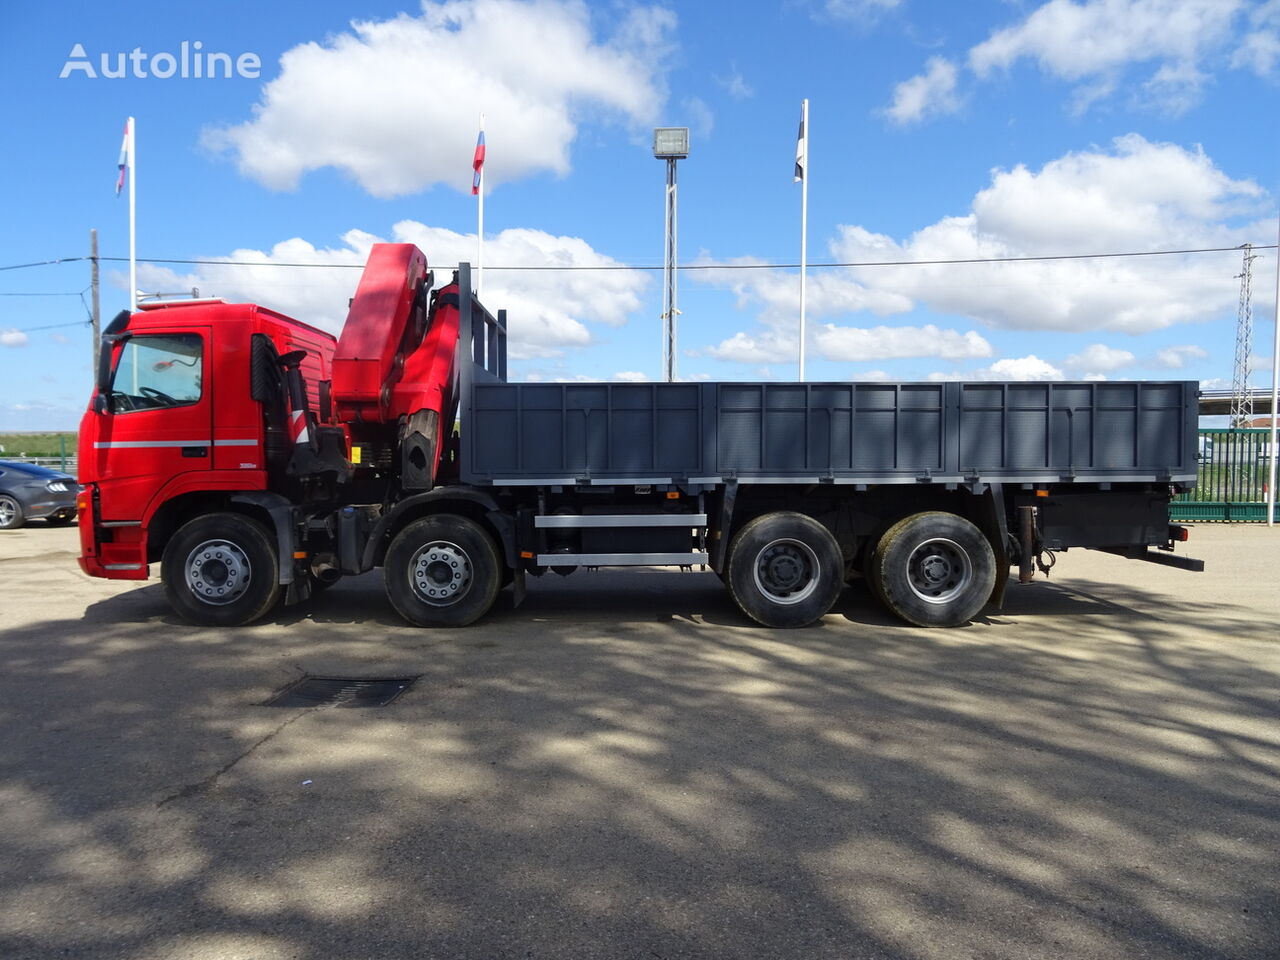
[0,432,77,458]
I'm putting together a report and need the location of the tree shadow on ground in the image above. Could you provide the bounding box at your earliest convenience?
[0,561,1277,959]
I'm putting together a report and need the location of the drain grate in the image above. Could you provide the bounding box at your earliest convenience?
[263,675,419,708]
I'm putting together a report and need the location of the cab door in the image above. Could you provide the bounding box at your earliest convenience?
[92,328,213,520]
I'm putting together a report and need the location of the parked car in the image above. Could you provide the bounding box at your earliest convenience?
[0,461,78,529]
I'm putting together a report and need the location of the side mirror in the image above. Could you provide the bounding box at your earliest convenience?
[92,394,108,415]
[96,332,131,398]
[96,309,132,397]
[95,344,114,396]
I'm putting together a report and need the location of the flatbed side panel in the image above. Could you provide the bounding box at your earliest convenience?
[461,380,1198,485]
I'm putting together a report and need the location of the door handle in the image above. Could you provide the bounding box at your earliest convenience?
[181,446,208,458]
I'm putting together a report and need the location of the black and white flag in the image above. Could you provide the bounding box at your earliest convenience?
[794,110,806,182]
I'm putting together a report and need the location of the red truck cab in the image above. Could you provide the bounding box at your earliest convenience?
[77,299,336,581]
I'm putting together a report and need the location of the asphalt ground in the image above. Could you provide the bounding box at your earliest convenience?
[0,523,1277,960]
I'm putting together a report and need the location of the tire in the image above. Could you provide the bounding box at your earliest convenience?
[0,494,26,530]
[384,514,502,627]
[725,511,844,628]
[869,511,995,627]
[161,512,283,627]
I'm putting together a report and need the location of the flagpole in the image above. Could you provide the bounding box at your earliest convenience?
[1267,209,1279,526]
[128,116,137,312]
[799,98,808,382]
[476,113,485,298]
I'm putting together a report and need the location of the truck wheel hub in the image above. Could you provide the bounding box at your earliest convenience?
[185,539,251,605]
[753,538,819,604]
[412,542,472,605]
[906,538,972,605]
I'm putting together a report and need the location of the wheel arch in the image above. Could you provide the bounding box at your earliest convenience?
[146,490,295,586]
[364,486,513,571]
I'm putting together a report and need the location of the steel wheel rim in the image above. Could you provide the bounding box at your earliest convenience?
[185,539,252,606]
[906,537,972,605]
[410,540,473,606]
[752,537,820,605]
[0,497,17,526]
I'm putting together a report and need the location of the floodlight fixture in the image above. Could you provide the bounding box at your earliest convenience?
[653,127,689,159]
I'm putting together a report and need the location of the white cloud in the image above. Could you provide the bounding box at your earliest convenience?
[714,66,753,100]
[884,1,1269,120]
[682,96,714,139]
[827,135,1267,334]
[885,57,960,124]
[928,355,1066,381]
[814,323,993,361]
[1,329,30,348]
[204,0,675,197]
[1064,342,1136,375]
[613,370,650,381]
[135,220,647,362]
[0,399,85,431]
[701,321,990,367]
[1232,0,1280,74]
[703,331,792,365]
[825,0,904,21]
[1233,28,1280,73]
[967,0,1246,113]
[1154,344,1209,368]
[694,136,1269,359]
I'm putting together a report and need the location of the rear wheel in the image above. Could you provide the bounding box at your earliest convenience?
[0,495,25,530]
[161,512,283,626]
[725,511,844,628]
[384,514,502,627]
[869,511,995,627]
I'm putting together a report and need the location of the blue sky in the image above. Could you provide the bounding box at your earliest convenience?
[2,0,1278,431]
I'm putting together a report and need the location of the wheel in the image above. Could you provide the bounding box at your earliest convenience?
[161,512,283,626]
[869,511,995,627]
[0,494,26,530]
[384,514,502,627]
[725,511,844,628]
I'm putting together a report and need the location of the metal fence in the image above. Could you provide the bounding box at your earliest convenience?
[1171,428,1278,522]
[6,456,78,474]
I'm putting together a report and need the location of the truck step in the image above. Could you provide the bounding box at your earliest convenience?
[536,552,709,566]
[534,514,706,529]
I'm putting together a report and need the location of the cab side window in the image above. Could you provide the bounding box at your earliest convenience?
[108,334,203,413]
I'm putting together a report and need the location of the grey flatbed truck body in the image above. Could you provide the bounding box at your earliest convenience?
[456,278,1198,491]
[462,377,1198,489]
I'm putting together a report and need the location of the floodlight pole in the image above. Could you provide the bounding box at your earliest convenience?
[663,156,679,382]
[654,127,688,383]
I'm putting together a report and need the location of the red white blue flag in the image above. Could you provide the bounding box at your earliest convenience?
[472,128,486,195]
[115,120,130,196]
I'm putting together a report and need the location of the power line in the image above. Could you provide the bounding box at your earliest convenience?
[0,257,86,272]
[8,320,92,333]
[0,291,85,297]
[3,242,1277,275]
[92,244,1278,271]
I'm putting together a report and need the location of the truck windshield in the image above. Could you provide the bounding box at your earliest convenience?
[108,334,203,413]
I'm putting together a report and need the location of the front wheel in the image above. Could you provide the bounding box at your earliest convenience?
[725,511,844,628]
[161,512,283,626]
[869,511,995,627]
[384,514,502,627]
